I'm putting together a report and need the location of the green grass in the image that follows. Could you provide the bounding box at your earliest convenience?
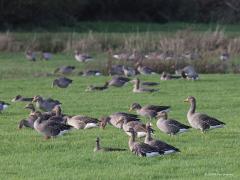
[0,53,240,179]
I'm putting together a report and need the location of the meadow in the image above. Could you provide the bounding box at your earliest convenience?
[0,51,240,180]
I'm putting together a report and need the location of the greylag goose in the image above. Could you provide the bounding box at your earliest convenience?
[78,70,101,76]
[141,82,159,86]
[11,95,33,102]
[25,50,36,61]
[127,128,164,157]
[54,66,75,75]
[33,111,72,139]
[156,111,191,135]
[184,96,225,132]
[0,101,10,113]
[108,76,130,87]
[85,82,109,91]
[52,77,73,88]
[122,66,137,77]
[19,113,38,129]
[66,115,99,129]
[94,137,127,152]
[131,78,158,93]
[109,65,124,75]
[176,65,199,80]
[144,123,180,154]
[74,50,93,62]
[41,52,52,60]
[32,95,61,112]
[160,72,181,80]
[135,62,156,75]
[129,103,170,119]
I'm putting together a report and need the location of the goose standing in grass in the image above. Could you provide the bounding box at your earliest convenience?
[54,66,75,75]
[160,72,182,80]
[78,70,101,76]
[129,103,170,120]
[33,111,72,139]
[32,95,61,112]
[25,50,36,61]
[66,115,99,129]
[41,52,52,60]
[131,78,158,93]
[52,77,73,88]
[74,50,93,62]
[144,123,180,154]
[127,128,164,157]
[184,96,225,132]
[85,82,109,91]
[0,101,10,113]
[11,95,33,102]
[108,76,130,87]
[94,137,127,152]
[156,111,191,135]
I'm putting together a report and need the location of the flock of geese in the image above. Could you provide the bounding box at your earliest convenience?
[0,50,226,157]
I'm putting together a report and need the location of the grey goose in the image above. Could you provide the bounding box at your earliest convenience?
[54,66,75,75]
[131,78,158,93]
[85,82,109,91]
[52,77,73,88]
[32,95,61,112]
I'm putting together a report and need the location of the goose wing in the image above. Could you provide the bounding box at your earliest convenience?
[198,114,225,126]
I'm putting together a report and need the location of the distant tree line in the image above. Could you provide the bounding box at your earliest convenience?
[1,0,240,28]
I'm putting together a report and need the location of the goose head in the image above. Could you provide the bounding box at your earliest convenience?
[11,95,22,102]
[52,105,62,116]
[25,103,35,110]
[99,117,111,129]
[184,96,196,103]
[52,79,59,88]
[32,95,43,103]
[129,103,142,111]
[156,111,168,119]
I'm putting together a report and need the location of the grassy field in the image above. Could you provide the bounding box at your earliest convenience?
[0,53,240,180]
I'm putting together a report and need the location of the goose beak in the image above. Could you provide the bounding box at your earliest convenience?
[184,98,189,102]
[128,108,132,112]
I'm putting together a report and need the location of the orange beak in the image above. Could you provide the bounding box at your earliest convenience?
[184,98,189,102]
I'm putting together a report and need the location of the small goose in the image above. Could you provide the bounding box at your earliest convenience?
[85,82,109,91]
[74,50,93,62]
[33,111,72,139]
[52,77,73,88]
[41,52,52,60]
[0,101,10,113]
[131,78,158,93]
[11,95,33,102]
[78,70,101,76]
[108,76,130,87]
[94,137,127,152]
[127,128,164,157]
[54,66,75,75]
[129,103,170,119]
[160,72,181,80]
[184,96,225,132]
[156,111,191,135]
[122,66,136,77]
[67,115,99,129]
[144,123,180,154]
[25,50,36,61]
[32,95,61,112]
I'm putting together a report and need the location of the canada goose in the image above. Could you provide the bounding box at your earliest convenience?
[41,52,52,60]
[144,123,180,154]
[176,65,199,80]
[131,78,158,93]
[85,82,109,91]
[32,95,61,112]
[156,111,191,135]
[52,77,73,88]
[122,66,136,77]
[11,95,33,102]
[127,128,164,157]
[74,50,93,62]
[129,103,170,120]
[94,137,127,152]
[78,70,101,76]
[67,115,99,129]
[0,101,10,113]
[108,76,130,87]
[54,66,75,75]
[184,96,225,132]
[160,72,181,80]
[99,112,140,129]
[33,111,72,139]
[25,50,36,61]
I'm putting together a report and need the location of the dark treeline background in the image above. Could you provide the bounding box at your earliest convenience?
[1,0,240,28]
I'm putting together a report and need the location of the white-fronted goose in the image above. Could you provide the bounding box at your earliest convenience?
[144,123,180,154]
[0,101,10,113]
[85,82,109,91]
[156,111,191,135]
[41,52,52,60]
[67,115,99,129]
[52,77,73,88]
[184,96,225,132]
[78,70,101,76]
[160,72,181,80]
[11,95,33,102]
[25,50,36,61]
[94,137,127,152]
[74,50,93,62]
[54,66,75,75]
[129,103,170,119]
[127,128,164,157]
[32,95,61,112]
[108,76,130,87]
[131,78,158,93]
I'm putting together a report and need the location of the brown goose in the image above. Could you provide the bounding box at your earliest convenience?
[85,82,109,91]
[32,95,61,112]
[144,123,180,154]
[52,77,73,88]
[156,111,191,135]
[127,128,164,157]
[11,95,33,102]
[184,96,225,132]
[94,137,127,152]
[66,115,99,129]
[131,78,158,93]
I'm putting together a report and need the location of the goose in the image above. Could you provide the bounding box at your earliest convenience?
[24,103,55,120]
[129,103,170,120]
[144,123,180,154]
[32,95,61,112]
[184,96,225,132]
[41,52,52,60]
[25,50,36,61]
[74,50,93,62]
[109,65,124,75]
[122,66,137,77]
[99,112,140,129]
[127,128,164,157]
[156,111,191,135]
[11,95,33,102]
[78,70,101,76]
[19,113,38,129]
[131,78,158,93]
[141,82,159,86]
[135,62,156,75]
[94,137,127,152]
[54,66,75,75]
[0,101,10,113]
[176,65,199,80]
[85,82,109,91]
[66,115,99,129]
[160,72,181,80]
[52,77,73,88]
[220,47,230,61]
[108,76,130,87]
[33,111,72,139]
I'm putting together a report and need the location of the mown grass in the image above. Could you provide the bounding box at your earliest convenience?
[0,53,240,179]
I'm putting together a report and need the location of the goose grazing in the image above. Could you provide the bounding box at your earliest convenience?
[131,78,158,93]
[33,111,72,139]
[99,112,140,129]
[54,66,75,75]
[52,77,73,88]
[144,123,180,154]
[108,76,130,87]
[0,101,10,113]
[94,137,127,152]
[122,66,136,77]
[66,115,99,129]
[11,95,33,102]
[160,72,181,80]
[127,128,164,157]
[184,96,225,132]
[41,52,52,60]
[74,50,93,62]
[129,103,170,120]
[32,95,61,112]
[25,50,36,61]
[156,111,191,135]
[78,70,101,76]
[85,82,109,91]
